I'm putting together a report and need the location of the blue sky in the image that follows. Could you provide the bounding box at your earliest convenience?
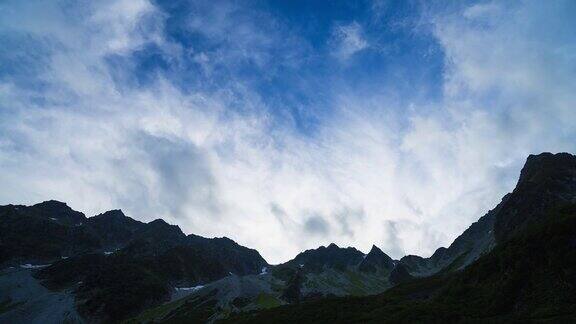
[1,0,575,263]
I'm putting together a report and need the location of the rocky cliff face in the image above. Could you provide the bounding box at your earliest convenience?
[0,202,268,321]
[494,152,576,242]
[282,243,365,272]
[220,152,576,323]
[359,245,395,273]
[86,209,145,250]
[0,202,100,264]
[3,152,576,323]
[399,204,498,277]
[400,152,576,277]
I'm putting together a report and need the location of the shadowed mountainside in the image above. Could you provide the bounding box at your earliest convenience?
[0,203,267,322]
[223,152,576,323]
[1,152,576,323]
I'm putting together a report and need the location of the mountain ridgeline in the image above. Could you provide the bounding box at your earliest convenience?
[226,152,576,323]
[1,152,576,323]
[0,202,267,322]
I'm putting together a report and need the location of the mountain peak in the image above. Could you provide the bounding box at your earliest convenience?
[359,244,394,273]
[518,152,576,185]
[288,243,364,271]
[368,244,382,254]
[35,199,68,207]
[105,209,125,215]
[32,199,86,225]
[136,219,186,242]
[93,209,126,219]
[495,152,576,242]
[149,218,168,225]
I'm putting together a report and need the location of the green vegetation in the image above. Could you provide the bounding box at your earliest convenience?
[0,298,23,315]
[127,290,219,324]
[124,294,188,323]
[255,293,282,309]
[221,204,576,323]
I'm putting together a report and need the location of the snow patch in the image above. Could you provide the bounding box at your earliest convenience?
[260,266,268,275]
[50,218,58,221]
[20,263,51,269]
[175,285,204,292]
[104,251,113,256]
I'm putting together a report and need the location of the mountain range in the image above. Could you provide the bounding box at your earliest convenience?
[1,152,575,323]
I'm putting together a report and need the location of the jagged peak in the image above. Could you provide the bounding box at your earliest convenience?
[140,219,185,239]
[368,244,383,254]
[359,244,395,273]
[93,209,126,218]
[31,199,86,222]
[36,199,68,206]
[148,218,179,229]
[32,200,76,214]
[430,246,448,259]
[518,152,576,185]
[400,254,425,262]
[367,245,393,260]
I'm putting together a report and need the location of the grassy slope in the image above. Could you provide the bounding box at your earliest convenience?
[222,205,576,323]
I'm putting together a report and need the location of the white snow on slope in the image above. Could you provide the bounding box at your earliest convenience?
[175,285,204,292]
[20,264,50,269]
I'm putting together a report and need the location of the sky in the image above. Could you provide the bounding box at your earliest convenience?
[0,0,575,264]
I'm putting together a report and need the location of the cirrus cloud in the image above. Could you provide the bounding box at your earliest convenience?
[0,0,575,264]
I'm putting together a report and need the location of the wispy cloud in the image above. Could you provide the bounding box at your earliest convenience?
[330,21,369,62]
[0,0,574,264]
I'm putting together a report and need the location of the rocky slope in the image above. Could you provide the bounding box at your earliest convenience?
[0,203,268,322]
[223,152,576,323]
[128,243,395,323]
[2,152,575,323]
[226,203,576,323]
[398,205,497,277]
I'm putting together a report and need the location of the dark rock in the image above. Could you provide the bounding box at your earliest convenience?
[86,209,145,250]
[283,243,365,272]
[495,152,576,241]
[32,200,87,226]
[359,245,395,273]
[388,263,413,285]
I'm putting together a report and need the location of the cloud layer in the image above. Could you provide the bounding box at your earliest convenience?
[0,0,575,263]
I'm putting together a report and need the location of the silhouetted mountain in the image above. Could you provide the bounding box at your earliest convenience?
[226,203,576,323]
[3,152,576,323]
[400,207,498,277]
[0,203,100,264]
[359,245,395,273]
[494,152,576,241]
[86,209,145,250]
[122,218,187,257]
[32,200,87,226]
[223,152,576,323]
[388,263,413,286]
[399,153,576,278]
[185,234,268,276]
[0,202,268,321]
[282,243,365,272]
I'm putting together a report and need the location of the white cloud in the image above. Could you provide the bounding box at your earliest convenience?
[330,21,369,61]
[0,0,575,265]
